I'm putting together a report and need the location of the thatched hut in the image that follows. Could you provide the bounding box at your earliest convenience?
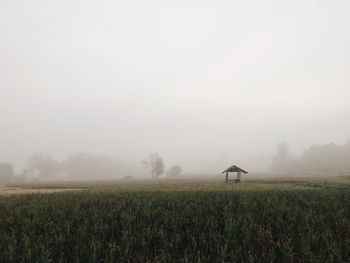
[222,165,248,183]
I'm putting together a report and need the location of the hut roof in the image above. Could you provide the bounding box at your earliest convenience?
[222,165,248,174]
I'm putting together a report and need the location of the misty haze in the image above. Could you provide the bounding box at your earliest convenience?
[0,0,349,262]
[1,0,350,181]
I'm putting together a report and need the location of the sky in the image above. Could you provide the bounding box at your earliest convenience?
[1,0,349,173]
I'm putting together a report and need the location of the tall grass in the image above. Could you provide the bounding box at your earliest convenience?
[0,188,349,262]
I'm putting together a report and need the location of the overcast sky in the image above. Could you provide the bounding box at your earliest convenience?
[1,0,349,172]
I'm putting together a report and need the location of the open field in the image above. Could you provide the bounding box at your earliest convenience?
[2,175,350,194]
[0,176,349,262]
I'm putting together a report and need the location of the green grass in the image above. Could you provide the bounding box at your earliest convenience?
[0,177,349,262]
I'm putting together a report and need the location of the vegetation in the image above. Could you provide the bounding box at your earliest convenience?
[166,165,183,178]
[143,153,165,179]
[22,153,126,181]
[0,178,349,262]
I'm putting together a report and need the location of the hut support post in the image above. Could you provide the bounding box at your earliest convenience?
[237,171,241,182]
[225,171,228,183]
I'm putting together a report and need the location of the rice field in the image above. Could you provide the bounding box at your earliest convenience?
[0,176,349,262]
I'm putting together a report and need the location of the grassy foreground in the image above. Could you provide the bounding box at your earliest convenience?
[0,177,349,262]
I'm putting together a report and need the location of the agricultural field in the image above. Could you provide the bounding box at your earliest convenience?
[0,176,349,262]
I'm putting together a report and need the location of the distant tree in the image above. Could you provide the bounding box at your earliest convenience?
[166,165,183,178]
[0,161,15,183]
[143,153,164,179]
[271,142,291,173]
[276,142,289,159]
[24,153,61,180]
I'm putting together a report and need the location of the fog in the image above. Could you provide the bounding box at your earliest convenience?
[1,0,350,178]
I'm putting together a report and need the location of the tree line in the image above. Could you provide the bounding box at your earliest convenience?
[0,153,183,183]
[271,140,350,175]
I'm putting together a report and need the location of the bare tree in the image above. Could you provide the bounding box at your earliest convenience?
[143,153,164,179]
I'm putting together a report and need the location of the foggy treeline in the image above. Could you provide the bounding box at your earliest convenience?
[0,153,126,183]
[0,153,184,183]
[1,140,350,183]
[272,141,350,175]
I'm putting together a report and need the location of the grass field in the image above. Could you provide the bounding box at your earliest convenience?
[0,176,349,262]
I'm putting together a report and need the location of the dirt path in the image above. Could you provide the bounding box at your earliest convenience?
[0,185,83,195]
